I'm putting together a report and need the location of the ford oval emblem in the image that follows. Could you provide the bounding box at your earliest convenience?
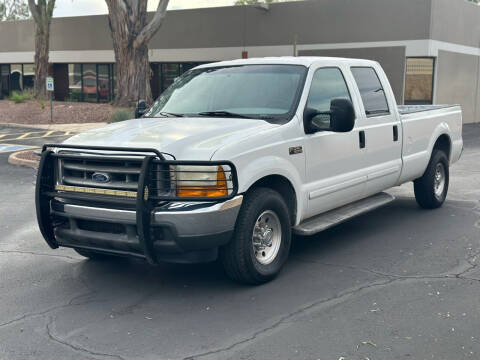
[92,172,111,183]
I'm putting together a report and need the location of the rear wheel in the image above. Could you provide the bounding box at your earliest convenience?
[414,149,449,209]
[220,187,292,285]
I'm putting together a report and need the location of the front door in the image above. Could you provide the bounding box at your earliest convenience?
[303,66,368,219]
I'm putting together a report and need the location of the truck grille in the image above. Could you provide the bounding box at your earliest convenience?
[58,156,172,196]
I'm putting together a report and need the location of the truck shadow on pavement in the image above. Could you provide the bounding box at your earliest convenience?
[6,196,477,360]
[70,196,478,292]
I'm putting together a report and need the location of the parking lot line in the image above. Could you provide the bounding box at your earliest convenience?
[42,130,55,137]
[12,133,73,140]
[0,130,76,141]
[16,132,32,140]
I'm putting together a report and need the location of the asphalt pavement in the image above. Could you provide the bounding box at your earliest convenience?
[0,124,479,360]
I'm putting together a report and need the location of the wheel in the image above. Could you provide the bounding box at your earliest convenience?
[414,149,449,209]
[74,248,113,260]
[220,187,292,285]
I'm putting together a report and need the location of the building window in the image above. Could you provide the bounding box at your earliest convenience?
[82,64,97,102]
[97,64,111,102]
[68,64,82,101]
[150,62,209,98]
[404,57,434,105]
[0,65,10,98]
[10,64,23,92]
[23,64,34,89]
[161,63,180,92]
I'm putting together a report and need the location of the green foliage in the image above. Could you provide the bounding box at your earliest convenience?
[0,0,30,21]
[66,89,82,102]
[8,90,31,104]
[109,108,134,123]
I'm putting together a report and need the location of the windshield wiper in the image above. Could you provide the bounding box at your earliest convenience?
[156,112,185,118]
[195,111,254,119]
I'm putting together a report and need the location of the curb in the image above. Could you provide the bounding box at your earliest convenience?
[8,149,40,169]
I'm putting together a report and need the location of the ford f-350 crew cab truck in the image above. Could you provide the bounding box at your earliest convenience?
[36,57,463,284]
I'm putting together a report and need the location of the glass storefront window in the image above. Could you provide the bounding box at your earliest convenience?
[82,64,97,102]
[97,64,110,102]
[10,64,22,92]
[68,64,82,101]
[23,64,34,89]
[111,63,116,99]
[161,63,180,92]
[0,65,10,98]
[404,57,434,105]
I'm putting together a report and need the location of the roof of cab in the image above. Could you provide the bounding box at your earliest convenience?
[195,56,378,68]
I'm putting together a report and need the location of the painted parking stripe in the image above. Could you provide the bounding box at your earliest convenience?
[0,131,76,141]
[0,144,36,153]
[42,130,55,137]
[16,132,32,139]
[8,133,75,141]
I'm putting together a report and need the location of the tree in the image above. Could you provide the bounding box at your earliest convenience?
[28,0,55,98]
[105,0,170,107]
[0,0,30,21]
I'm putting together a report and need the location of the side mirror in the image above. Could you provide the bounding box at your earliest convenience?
[135,99,148,119]
[304,98,355,134]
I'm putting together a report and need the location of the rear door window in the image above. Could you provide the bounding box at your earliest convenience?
[351,67,389,116]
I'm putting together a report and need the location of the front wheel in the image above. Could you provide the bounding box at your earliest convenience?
[220,188,292,285]
[414,149,449,209]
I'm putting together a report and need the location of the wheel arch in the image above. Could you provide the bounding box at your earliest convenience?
[246,174,298,226]
[432,133,452,161]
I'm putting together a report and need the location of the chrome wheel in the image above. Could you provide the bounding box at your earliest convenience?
[434,162,446,198]
[252,210,282,265]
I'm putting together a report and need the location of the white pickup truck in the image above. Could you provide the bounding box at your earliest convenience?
[36,57,463,284]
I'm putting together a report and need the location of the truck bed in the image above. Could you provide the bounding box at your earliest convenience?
[397,104,457,115]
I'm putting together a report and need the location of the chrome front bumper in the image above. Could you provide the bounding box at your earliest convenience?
[50,196,243,263]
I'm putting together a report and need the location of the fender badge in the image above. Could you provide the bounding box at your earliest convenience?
[289,146,303,155]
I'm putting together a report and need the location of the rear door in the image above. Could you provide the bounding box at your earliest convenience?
[349,65,402,196]
[303,64,368,219]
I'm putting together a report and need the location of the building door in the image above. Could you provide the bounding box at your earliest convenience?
[53,64,69,101]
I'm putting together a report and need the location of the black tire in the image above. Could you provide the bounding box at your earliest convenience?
[74,248,113,260]
[220,187,292,285]
[414,149,449,209]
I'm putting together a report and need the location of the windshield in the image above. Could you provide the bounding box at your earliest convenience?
[145,64,307,121]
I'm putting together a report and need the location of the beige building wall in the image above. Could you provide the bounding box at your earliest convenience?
[436,50,480,124]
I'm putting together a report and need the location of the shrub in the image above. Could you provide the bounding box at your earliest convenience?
[109,108,134,123]
[66,89,82,102]
[8,91,31,104]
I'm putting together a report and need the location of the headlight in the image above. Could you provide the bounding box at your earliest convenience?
[175,165,228,198]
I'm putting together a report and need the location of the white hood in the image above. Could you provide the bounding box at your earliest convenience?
[63,117,277,160]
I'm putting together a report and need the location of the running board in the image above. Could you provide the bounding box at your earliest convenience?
[293,192,395,236]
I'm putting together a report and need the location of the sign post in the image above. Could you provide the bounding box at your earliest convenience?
[46,77,54,123]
